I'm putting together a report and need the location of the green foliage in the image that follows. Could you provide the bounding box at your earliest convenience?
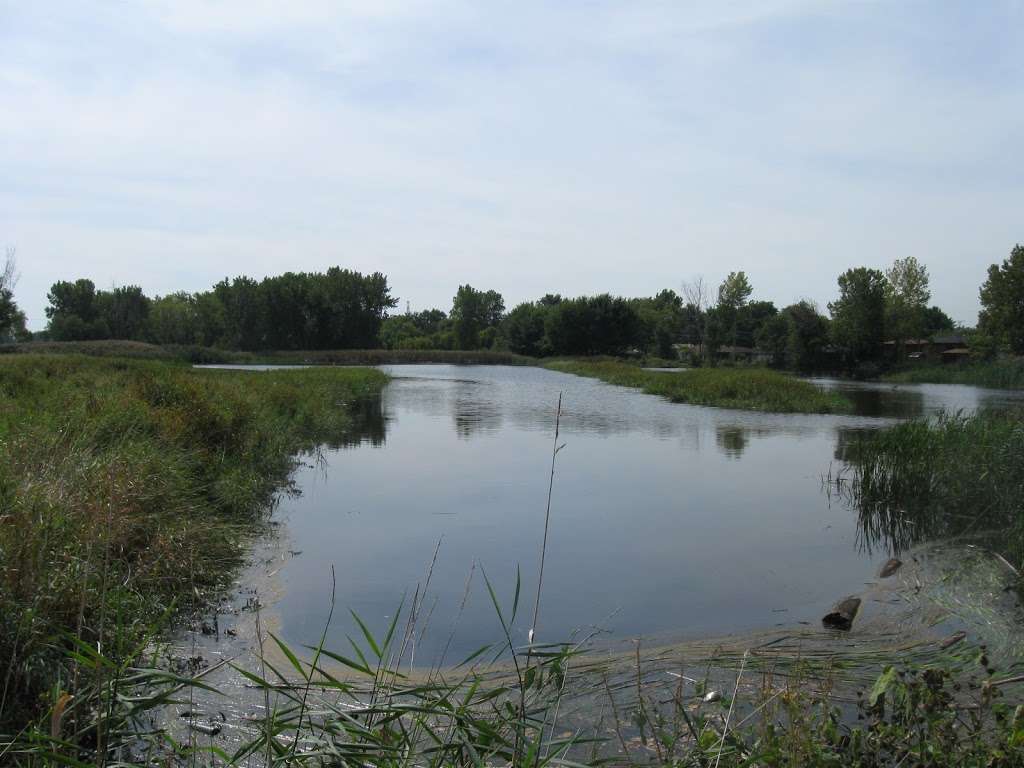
[500,301,549,356]
[980,244,1024,354]
[885,256,931,348]
[544,360,850,413]
[923,305,956,337]
[45,268,397,350]
[0,356,388,731]
[544,295,641,356]
[717,271,753,310]
[450,285,504,350]
[829,267,888,368]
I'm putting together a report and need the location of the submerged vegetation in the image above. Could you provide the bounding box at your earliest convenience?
[883,359,1024,389]
[0,355,387,733]
[838,410,1024,570]
[544,359,852,414]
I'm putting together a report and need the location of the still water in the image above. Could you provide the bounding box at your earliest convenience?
[265,366,1022,664]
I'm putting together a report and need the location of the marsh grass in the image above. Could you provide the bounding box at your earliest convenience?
[0,355,387,734]
[883,359,1024,389]
[3,358,1022,766]
[835,410,1024,570]
[1,340,535,366]
[543,360,851,414]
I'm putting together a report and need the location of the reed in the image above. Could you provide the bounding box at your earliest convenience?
[836,410,1024,570]
[883,359,1024,389]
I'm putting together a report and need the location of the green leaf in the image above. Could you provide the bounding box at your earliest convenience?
[869,666,897,707]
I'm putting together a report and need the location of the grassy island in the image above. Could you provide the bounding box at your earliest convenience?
[544,360,852,414]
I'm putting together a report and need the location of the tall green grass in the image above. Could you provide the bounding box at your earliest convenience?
[1,340,535,366]
[837,410,1024,570]
[0,355,387,733]
[883,359,1024,389]
[544,360,851,414]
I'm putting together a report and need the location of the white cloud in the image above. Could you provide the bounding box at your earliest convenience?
[1,0,1021,329]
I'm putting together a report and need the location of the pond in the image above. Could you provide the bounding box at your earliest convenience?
[248,366,1023,665]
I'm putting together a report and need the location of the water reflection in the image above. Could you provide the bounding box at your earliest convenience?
[832,427,876,463]
[715,426,748,458]
[452,396,504,438]
[326,395,388,449]
[271,365,1024,662]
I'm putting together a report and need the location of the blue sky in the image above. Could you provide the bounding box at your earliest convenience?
[2,0,1022,329]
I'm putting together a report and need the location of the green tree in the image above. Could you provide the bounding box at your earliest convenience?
[500,302,548,356]
[829,267,887,368]
[717,271,753,310]
[978,244,1024,354]
[95,285,151,340]
[922,305,955,337]
[785,300,831,371]
[147,293,201,345]
[543,294,640,356]
[884,256,931,356]
[755,313,790,367]
[451,285,504,350]
[716,271,754,358]
[46,278,111,340]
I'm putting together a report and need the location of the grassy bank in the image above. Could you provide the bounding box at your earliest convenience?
[838,410,1024,570]
[0,355,387,734]
[882,358,1024,389]
[544,359,851,413]
[1,340,534,366]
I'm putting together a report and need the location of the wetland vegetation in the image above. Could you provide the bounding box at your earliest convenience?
[544,359,852,414]
[0,355,387,735]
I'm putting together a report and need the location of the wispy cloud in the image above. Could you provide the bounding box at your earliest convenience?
[2,0,1021,327]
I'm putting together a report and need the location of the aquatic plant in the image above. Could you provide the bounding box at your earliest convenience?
[543,360,851,414]
[883,359,1024,389]
[836,410,1024,570]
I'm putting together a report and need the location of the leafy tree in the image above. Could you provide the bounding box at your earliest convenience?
[755,313,790,367]
[784,300,831,371]
[147,293,201,345]
[379,315,424,349]
[451,285,504,350]
[717,271,753,310]
[735,300,777,348]
[885,256,931,355]
[715,271,754,358]
[978,244,1024,354]
[500,302,548,356]
[544,294,639,356]
[95,285,150,340]
[46,278,111,340]
[922,305,955,338]
[829,267,887,368]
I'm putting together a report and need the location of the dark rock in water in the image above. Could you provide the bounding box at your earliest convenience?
[940,630,967,650]
[822,596,861,630]
[878,558,903,578]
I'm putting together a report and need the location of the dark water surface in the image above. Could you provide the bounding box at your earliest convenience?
[254,366,1022,664]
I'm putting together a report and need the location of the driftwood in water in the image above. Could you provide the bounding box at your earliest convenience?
[822,596,861,630]
[878,558,902,578]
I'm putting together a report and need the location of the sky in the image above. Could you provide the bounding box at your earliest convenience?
[2,0,1022,330]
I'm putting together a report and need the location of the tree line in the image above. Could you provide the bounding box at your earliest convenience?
[5,244,1024,371]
